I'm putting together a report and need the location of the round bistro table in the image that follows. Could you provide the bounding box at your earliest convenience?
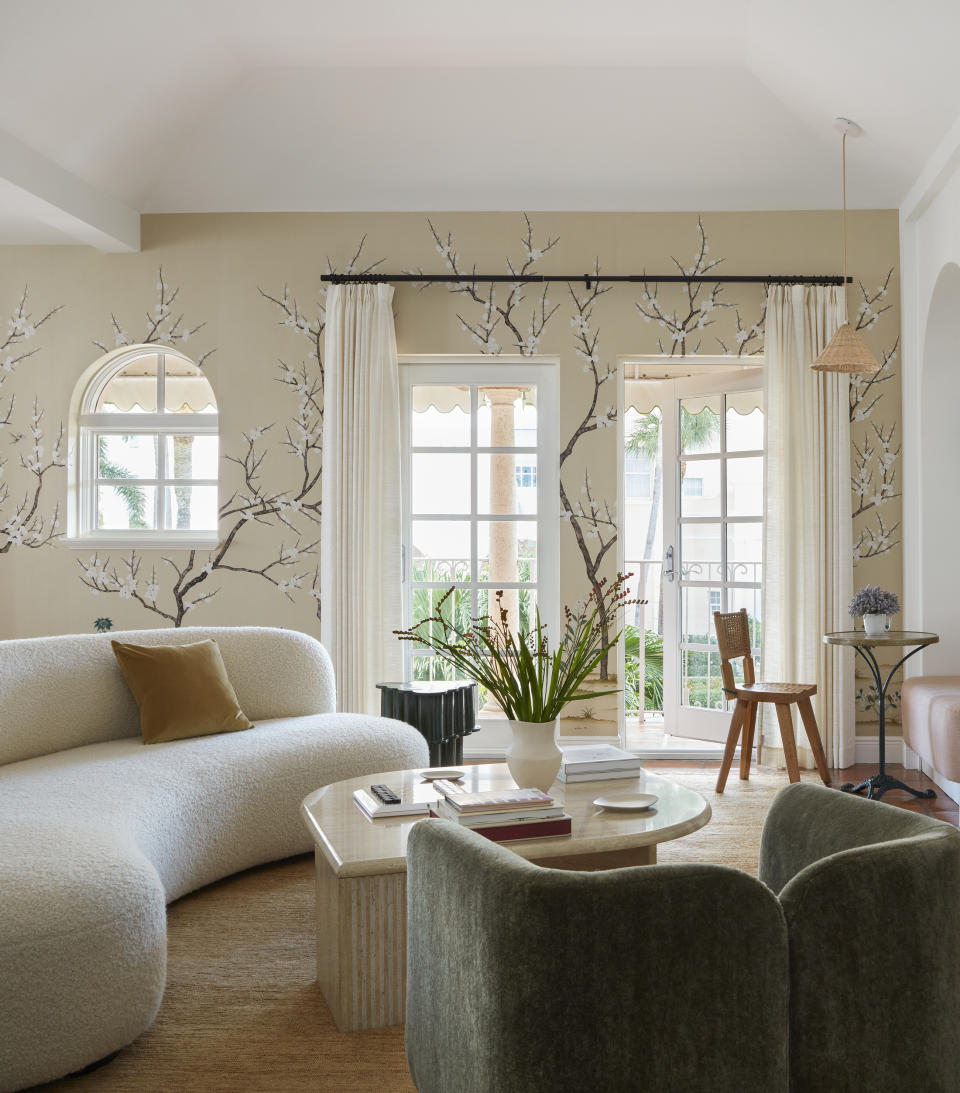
[824,630,939,800]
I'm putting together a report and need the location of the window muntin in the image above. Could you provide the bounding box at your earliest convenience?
[515,463,537,489]
[401,367,558,704]
[681,476,704,498]
[78,348,219,540]
[678,391,763,711]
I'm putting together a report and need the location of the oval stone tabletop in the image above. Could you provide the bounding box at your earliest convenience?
[823,631,939,648]
[302,762,711,878]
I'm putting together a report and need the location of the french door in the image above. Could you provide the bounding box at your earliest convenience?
[660,373,764,743]
[398,357,559,753]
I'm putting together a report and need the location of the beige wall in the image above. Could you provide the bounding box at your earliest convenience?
[0,210,901,732]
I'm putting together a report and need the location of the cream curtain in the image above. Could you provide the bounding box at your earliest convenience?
[762,284,855,768]
[321,283,403,714]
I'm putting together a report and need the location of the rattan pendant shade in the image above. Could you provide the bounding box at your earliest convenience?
[812,321,880,373]
[812,121,880,375]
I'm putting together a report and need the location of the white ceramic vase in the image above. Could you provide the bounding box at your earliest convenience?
[505,719,561,792]
[863,613,890,638]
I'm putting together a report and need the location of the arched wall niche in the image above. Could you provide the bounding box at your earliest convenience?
[919,261,960,671]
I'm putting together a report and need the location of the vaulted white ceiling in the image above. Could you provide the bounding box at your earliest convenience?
[1,0,958,248]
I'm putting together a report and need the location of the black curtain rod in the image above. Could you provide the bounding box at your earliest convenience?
[322,272,849,288]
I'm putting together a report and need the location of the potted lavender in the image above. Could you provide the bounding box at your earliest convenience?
[849,586,901,638]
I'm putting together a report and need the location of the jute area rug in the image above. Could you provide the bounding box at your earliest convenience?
[40,766,820,1093]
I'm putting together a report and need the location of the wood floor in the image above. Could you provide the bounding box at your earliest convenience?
[642,758,960,825]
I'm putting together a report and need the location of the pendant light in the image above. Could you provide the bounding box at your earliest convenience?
[812,118,880,374]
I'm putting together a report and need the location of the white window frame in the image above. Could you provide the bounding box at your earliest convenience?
[618,355,765,750]
[399,355,560,752]
[69,345,220,550]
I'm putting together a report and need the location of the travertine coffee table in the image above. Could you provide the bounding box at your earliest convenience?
[301,763,710,1031]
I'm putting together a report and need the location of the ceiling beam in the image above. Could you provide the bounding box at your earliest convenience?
[0,128,139,252]
[900,108,960,224]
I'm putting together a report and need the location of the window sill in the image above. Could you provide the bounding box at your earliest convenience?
[65,534,220,552]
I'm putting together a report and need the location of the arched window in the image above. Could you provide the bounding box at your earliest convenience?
[74,346,218,545]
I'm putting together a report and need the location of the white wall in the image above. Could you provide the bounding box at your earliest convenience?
[901,128,960,675]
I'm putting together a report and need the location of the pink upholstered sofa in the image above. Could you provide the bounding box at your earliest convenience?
[902,676,960,789]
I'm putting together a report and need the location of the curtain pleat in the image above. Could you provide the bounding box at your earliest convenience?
[321,284,402,714]
[762,284,855,769]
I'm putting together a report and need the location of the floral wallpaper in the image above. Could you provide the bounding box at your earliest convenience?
[0,289,63,554]
[0,209,901,734]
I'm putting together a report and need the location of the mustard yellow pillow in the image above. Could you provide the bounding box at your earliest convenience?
[111,638,254,744]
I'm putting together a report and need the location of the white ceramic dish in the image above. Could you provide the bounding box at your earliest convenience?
[593,792,658,812]
[420,769,466,781]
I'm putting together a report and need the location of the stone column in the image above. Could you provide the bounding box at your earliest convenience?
[485,388,521,632]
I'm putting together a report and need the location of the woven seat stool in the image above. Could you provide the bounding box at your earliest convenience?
[714,608,831,793]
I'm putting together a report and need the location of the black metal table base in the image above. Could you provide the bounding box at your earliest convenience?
[838,638,936,803]
[841,771,935,801]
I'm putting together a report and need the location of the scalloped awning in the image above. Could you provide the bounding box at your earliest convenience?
[625,380,761,417]
[99,376,217,414]
[411,384,537,414]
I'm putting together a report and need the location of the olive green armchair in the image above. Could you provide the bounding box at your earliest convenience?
[405,783,960,1093]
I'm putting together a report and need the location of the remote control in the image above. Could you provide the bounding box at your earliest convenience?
[371,784,402,805]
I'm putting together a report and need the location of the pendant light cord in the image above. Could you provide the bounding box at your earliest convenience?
[841,130,848,317]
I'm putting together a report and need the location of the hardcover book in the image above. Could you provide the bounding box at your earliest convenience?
[434,798,565,826]
[558,767,643,783]
[352,788,431,819]
[431,807,573,842]
[559,745,642,773]
[432,782,555,813]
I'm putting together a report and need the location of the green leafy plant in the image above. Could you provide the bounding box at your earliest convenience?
[97,437,147,529]
[626,404,720,566]
[396,575,636,723]
[624,625,664,711]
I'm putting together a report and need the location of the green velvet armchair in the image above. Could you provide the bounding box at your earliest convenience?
[405,783,960,1093]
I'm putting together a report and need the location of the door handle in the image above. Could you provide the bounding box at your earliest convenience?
[664,545,675,583]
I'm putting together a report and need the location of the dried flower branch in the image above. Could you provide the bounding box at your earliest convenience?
[395,575,641,722]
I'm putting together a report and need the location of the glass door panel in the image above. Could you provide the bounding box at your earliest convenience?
[404,380,542,725]
[665,383,764,744]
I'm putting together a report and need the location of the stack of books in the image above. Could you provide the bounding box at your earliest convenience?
[558,745,643,783]
[353,785,431,820]
[431,780,572,842]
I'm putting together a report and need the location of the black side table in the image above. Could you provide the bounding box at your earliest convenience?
[823,630,939,800]
[377,681,479,766]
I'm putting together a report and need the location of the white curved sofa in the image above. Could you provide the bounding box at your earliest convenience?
[0,626,428,1093]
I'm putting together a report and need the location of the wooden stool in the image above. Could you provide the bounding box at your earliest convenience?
[713,608,831,793]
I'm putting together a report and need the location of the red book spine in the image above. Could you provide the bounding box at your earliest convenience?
[472,817,572,842]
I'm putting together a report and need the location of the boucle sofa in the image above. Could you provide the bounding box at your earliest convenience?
[0,626,428,1093]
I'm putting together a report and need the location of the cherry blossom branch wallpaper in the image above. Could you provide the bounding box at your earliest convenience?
[0,289,63,554]
[0,209,901,736]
